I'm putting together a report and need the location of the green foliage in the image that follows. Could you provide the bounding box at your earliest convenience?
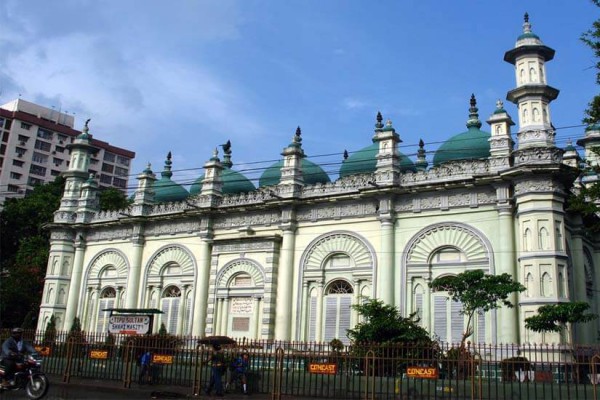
[430,270,525,346]
[329,338,344,352]
[347,298,431,344]
[43,315,57,345]
[158,323,168,336]
[98,187,131,211]
[525,302,597,333]
[500,356,531,382]
[581,0,600,123]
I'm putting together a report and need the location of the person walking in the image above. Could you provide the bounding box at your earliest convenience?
[205,345,225,397]
[226,352,249,395]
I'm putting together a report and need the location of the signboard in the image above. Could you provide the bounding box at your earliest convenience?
[406,366,439,379]
[308,363,337,375]
[89,349,109,359]
[152,354,174,365]
[108,315,150,335]
[231,297,253,314]
[34,345,51,357]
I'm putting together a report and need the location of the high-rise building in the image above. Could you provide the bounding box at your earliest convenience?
[0,99,135,203]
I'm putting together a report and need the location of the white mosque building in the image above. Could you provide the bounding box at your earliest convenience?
[38,14,600,345]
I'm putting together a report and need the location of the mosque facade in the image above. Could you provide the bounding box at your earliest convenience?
[37,15,600,345]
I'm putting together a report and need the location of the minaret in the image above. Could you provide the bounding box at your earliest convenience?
[75,173,99,223]
[56,119,95,222]
[374,112,401,186]
[487,100,515,172]
[131,163,157,215]
[278,126,305,198]
[577,123,600,186]
[415,139,428,171]
[200,149,224,198]
[504,13,559,152]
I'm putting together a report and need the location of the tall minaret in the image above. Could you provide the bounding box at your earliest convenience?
[504,13,559,152]
[55,119,95,222]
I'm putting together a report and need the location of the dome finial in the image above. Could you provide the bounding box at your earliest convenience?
[220,140,233,168]
[293,126,302,144]
[162,151,173,179]
[523,12,532,34]
[466,94,482,129]
[375,112,384,129]
[343,149,348,160]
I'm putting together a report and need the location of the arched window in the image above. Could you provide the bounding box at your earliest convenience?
[539,227,550,250]
[58,288,66,304]
[524,228,532,251]
[525,273,534,297]
[523,109,529,124]
[160,286,181,334]
[519,69,525,84]
[532,108,540,123]
[413,284,424,323]
[46,287,54,303]
[529,67,537,82]
[323,280,353,344]
[555,224,563,251]
[585,265,594,299]
[558,271,565,298]
[96,287,116,333]
[541,273,552,297]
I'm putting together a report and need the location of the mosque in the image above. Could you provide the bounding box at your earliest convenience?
[38,14,600,345]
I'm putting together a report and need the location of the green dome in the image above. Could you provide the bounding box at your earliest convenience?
[154,176,189,203]
[339,142,416,178]
[190,167,255,195]
[259,158,331,187]
[433,126,490,167]
[153,152,189,203]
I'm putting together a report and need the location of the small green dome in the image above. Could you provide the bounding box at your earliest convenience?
[339,142,417,178]
[154,152,189,203]
[432,127,490,167]
[259,159,330,187]
[190,168,255,195]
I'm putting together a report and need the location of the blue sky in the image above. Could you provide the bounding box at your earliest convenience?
[0,1,598,192]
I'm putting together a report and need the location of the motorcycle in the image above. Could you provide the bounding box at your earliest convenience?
[0,353,49,399]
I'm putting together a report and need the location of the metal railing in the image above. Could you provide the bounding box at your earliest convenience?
[4,329,600,399]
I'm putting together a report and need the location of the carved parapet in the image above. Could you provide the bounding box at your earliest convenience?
[513,147,563,165]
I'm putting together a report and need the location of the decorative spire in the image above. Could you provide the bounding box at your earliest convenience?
[523,12,532,34]
[78,118,92,139]
[466,94,482,129]
[84,118,91,130]
[220,140,232,168]
[292,126,302,145]
[416,138,428,170]
[210,148,219,161]
[343,149,348,160]
[144,163,152,173]
[161,151,173,179]
[375,112,384,129]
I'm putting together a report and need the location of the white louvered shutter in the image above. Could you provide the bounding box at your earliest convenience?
[434,296,447,343]
[451,301,463,344]
[338,296,352,344]
[414,293,423,325]
[324,297,337,342]
[477,312,486,343]
[169,298,180,334]
[308,297,317,341]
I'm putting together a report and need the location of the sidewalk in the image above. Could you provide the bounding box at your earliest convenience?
[48,373,315,400]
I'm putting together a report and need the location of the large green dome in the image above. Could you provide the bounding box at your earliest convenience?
[339,142,417,178]
[190,168,255,195]
[259,158,330,187]
[433,94,490,167]
[154,152,189,203]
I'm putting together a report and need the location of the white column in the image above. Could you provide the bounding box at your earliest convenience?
[192,239,212,336]
[220,298,229,336]
[497,207,518,343]
[275,225,297,340]
[299,282,309,341]
[378,217,395,305]
[64,238,86,329]
[424,277,432,333]
[352,279,361,328]
[253,297,261,339]
[176,286,189,335]
[315,282,324,341]
[82,287,92,331]
[125,241,144,308]
[91,286,101,332]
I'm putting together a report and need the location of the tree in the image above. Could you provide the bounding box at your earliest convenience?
[98,187,131,211]
[525,302,597,342]
[429,269,526,348]
[347,298,431,344]
[43,315,57,345]
[581,0,600,124]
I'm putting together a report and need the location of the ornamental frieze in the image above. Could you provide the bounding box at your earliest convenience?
[514,179,565,195]
[213,211,280,229]
[513,147,562,165]
[213,241,276,253]
[145,220,201,236]
[50,230,75,241]
[86,227,133,242]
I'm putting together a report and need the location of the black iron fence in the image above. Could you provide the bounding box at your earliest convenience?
[3,329,600,399]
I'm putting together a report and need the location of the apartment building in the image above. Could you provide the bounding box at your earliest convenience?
[0,99,135,203]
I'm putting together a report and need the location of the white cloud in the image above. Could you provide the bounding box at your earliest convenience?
[343,97,369,110]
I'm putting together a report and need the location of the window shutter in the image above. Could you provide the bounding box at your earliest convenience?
[338,296,352,344]
[308,297,317,341]
[169,298,180,334]
[160,300,170,331]
[434,296,447,343]
[324,297,338,342]
[451,301,463,344]
[477,312,486,344]
[184,296,192,335]
[414,293,423,324]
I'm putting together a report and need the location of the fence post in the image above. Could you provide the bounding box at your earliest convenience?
[122,339,135,388]
[364,349,375,400]
[470,346,482,400]
[62,337,76,383]
[591,354,600,399]
[192,344,206,397]
[271,347,284,400]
